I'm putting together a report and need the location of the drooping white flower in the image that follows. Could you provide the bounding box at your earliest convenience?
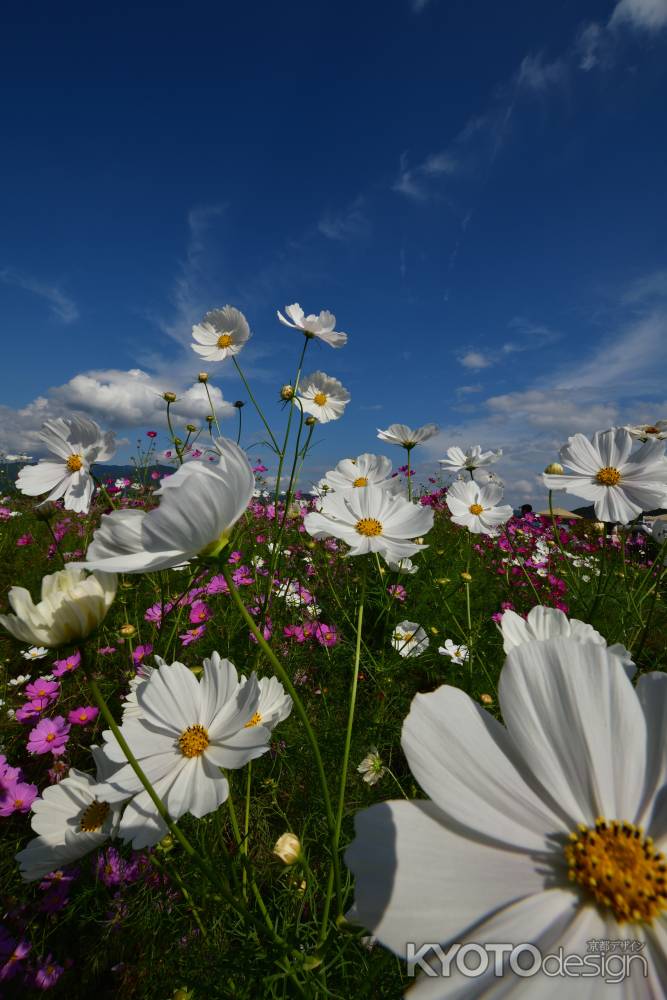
[543,427,667,524]
[277,303,347,348]
[0,567,117,649]
[357,748,387,786]
[16,750,123,882]
[625,421,667,442]
[345,638,667,996]
[191,306,251,362]
[499,605,636,678]
[296,372,350,424]
[391,621,429,658]
[376,423,438,449]
[323,453,402,494]
[439,445,502,474]
[445,480,513,535]
[437,639,469,664]
[76,437,253,574]
[239,674,292,731]
[16,416,116,514]
[97,654,272,849]
[304,485,433,564]
[385,556,418,574]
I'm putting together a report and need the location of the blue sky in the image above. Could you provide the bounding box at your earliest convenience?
[1,0,666,504]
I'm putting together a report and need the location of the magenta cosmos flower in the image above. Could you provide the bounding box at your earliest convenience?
[27,717,70,756]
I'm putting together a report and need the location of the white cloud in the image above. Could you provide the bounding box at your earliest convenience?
[318,196,371,241]
[411,0,432,11]
[610,0,667,31]
[393,150,460,202]
[0,267,79,323]
[456,384,483,396]
[458,350,494,370]
[517,53,568,92]
[0,368,235,457]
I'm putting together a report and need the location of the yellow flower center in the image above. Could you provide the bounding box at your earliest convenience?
[46,733,55,742]
[244,711,263,728]
[564,818,667,924]
[79,800,110,832]
[401,632,415,642]
[352,476,368,487]
[313,391,328,406]
[178,724,210,758]
[66,453,83,472]
[469,503,484,515]
[355,518,383,537]
[595,466,622,486]
[217,333,233,348]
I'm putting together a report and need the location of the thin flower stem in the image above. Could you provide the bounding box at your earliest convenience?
[273,337,310,519]
[165,402,184,465]
[406,447,412,501]
[225,773,275,931]
[86,673,303,964]
[220,564,342,921]
[149,853,208,938]
[632,560,666,663]
[203,382,222,436]
[236,405,243,445]
[232,357,280,453]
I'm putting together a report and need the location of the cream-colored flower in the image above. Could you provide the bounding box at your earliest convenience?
[0,567,117,648]
[273,833,302,865]
[376,423,438,449]
[357,748,387,786]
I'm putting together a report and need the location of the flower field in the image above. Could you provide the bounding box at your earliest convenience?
[1,306,666,999]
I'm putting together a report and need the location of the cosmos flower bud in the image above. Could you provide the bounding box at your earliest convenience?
[544,462,564,475]
[163,392,178,403]
[233,400,245,409]
[280,384,295,401]
[173,437,183,446]
[480,693,493,705]
[197,372,209,383]
[119,624,136,638]
[273,832,302,865]
[185,424,197,433]
[593,521,606,534]
[206,415,215,424]
[305,416,317,426]
[461,572,472,583]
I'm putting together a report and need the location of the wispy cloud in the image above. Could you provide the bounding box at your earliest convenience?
[610,0,667,33]
[393,150,460,202]
[458,350,494,371]
[318,196,371,241]
[0,267,79,323]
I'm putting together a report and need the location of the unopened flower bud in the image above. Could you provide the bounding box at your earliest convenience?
[593,521,606,534]
[197,372,209,383]
[544,462,564,475]
[163,392,177,403]
[273,833,302,865]
[119,624,136,638]
[280,385,295,401]
[185,423,197,433]
[34,502,58,521]
[173,437,183,446]
[233,400,245,409]
[158,834,175,852]
[305,416,317,426]
[480,693,493,705]
[206,415,215,424]
[461,572,472,583]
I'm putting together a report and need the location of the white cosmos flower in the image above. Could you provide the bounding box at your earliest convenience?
[346,638,667,997]
[16,416,116,514]
[191,306,251,362]
[76,437,253,574]
[21,646,49,661]
[386,556,418,574]
[391,621,429,658]
[439,445,502,474]
[239,674,292,730]
[358,748,387,786]
[97,654,271,849]
[296,371,350,424]
[376,423,438,449]
[543,427,667,524]
[0,567,117,648]
[625,421,667,442]
[277,303,347,348]
[323,453,402,494]
[437,639,469,664]
[445,480,513,535]
[304,485,433,564]
[16,751,123,882]
[499,605,636,678]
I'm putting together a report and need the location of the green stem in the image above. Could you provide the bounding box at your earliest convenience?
[203,382,222,436]
[406,447,412,501]
[232,357,280,453]
[220,564,341,920]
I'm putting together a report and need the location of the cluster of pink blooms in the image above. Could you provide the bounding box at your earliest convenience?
[0,754,37,817]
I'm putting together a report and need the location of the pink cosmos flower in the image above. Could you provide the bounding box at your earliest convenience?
[283,624,306,643]
[146,430,157,438]
[131,643,153,665]
[27,716,70,756]
[52,650,81,677]
[232,566,253,586]
[0,507,12,520]
[314,623,339,647]
[34,955,64,989]
[15,699,52,723]
[0,935,30,983]
[0,779,38,816]
[387,584,407,602]
[16,534,33,546]
[179,625,206,646]
[189,601,212,624]
[0,756,22,783]
[253,464,268,473]
[206,574,229,595]
[67,705,99,726]
[25,678,60,701]
[97,645,117,655]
